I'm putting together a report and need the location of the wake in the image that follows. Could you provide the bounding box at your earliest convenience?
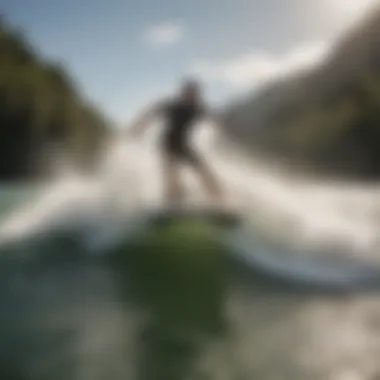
[0,125,379,287]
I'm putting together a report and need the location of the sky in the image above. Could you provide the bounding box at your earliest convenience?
[1,0,379,126]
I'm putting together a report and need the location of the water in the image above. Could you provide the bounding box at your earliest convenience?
[0,131,379,380]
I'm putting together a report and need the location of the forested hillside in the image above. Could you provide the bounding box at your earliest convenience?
[0,17,110,180]
[224,7,380,179]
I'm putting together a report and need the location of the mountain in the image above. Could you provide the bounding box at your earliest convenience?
[0,17,110,180]
[223,6,380,179]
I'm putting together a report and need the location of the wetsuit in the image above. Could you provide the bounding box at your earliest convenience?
[158,98,206,166]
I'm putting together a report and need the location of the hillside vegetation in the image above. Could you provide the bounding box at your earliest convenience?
[224,7,380,179]
[0,18,110,180]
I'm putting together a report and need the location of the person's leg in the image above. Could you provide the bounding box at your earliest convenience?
[161,149,185,206]
[185,147,225,206]
[196,160,225,205]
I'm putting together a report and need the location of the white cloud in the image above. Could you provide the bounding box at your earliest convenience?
[329,0,378,27]
[191,41,329,90]
[189,0,378,92]
[143,21,184,48]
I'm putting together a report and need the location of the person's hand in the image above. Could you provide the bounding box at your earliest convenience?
[123,104,156,140]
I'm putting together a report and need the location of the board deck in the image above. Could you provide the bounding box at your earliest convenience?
[145,206,242,229]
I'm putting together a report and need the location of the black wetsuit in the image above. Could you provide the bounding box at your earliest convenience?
[158,98,206,166]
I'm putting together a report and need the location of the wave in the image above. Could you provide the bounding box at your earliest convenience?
[0,131,379,292]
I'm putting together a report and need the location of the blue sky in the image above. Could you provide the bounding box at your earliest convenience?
[1,0,377,125]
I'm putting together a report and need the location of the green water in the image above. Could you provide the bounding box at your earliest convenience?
[0,187,39,215]
[0,190,379,380]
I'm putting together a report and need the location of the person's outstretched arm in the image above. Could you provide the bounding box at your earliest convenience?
[127,101,163,138]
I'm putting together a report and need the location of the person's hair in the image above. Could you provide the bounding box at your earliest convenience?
[181,77,202,92]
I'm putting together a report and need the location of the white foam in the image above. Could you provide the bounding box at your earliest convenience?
[0,126,379,264]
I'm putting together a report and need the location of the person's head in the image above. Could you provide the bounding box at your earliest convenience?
[179,78,202,103]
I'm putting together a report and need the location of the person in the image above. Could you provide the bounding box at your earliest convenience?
[128,78,225,207]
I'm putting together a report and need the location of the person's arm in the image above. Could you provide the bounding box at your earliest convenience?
[127,101,164,138]
[204,108,228,134]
